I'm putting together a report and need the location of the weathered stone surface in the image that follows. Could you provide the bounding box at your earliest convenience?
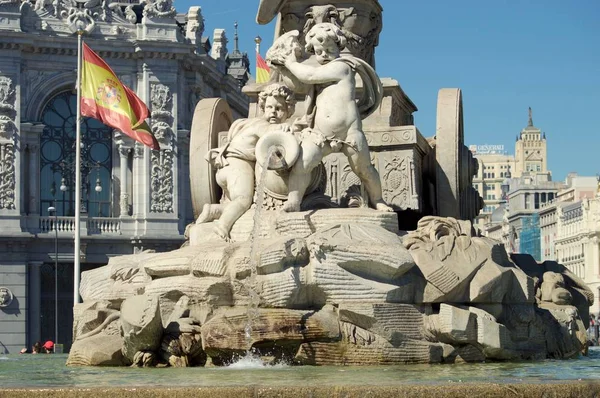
[339,303,428,343]
[308,223,414,282]
[256,266,323,308]
[143,246,209,278]
[455,344,486,363]
[201,306,341,354]
[66,334,126,366]
[436,304,477,344]
[537,302,587,359]
[190,243,232,277]
[309,259,416,304]
[511,254,594,328]
[470,307,519,359]
[224,208,400,243]
[121,294,163,362]
[80,252,156,303]
[144,275,233,307]
[72,301,120,342]
[258,237,309,275]
[403,217,490,301]
[295,340,444,365]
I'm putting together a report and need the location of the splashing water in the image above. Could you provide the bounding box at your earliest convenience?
[244,148,276,355]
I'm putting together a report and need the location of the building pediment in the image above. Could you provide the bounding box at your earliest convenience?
[525,152,543,161]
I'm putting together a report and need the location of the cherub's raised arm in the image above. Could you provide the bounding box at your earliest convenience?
[284,60,348,84]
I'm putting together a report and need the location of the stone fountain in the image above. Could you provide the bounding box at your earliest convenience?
[66,0,592,367]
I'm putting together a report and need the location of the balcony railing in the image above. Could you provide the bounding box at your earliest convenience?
[39,216,75,233]
[88,217,121,234]
[39,216,121,235]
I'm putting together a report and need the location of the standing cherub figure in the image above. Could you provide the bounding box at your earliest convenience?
[275,23,392,212]
[196,83,296,240]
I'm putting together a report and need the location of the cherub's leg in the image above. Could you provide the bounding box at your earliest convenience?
[213,160,255,240]
[195,203,224,224]
[343,129,393,212]
[282,141,328,212]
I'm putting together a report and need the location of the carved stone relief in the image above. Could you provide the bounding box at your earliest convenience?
[22,0,138,36]
[133,142,144,159]
[143,0,176,19]
[149,82,174,213]
[150,83,172,119]
[0,286,13,308]
[380,154,421,211]
[0,141,16,209]
[0,76,16,211]
[150,149,174,213]
[0,76,16,114]
[151,121,173,148]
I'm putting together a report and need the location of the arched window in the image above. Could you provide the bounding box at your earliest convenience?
[39,91,112,217]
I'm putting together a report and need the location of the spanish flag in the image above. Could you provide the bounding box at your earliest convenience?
[81,43,159,150]
[256,51,270,84]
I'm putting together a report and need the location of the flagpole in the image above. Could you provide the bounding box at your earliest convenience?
[74,31,83,306]
[254,35,261,55]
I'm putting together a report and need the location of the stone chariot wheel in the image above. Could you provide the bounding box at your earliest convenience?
[435,88,481,220]
[189,98,233,219]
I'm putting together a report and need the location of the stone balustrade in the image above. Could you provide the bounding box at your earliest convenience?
[87,217,121,235]
[38,216,121,235]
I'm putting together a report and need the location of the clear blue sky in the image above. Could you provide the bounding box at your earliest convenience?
[177,1,599,182]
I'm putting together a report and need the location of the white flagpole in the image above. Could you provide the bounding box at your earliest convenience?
[74,31,83,306]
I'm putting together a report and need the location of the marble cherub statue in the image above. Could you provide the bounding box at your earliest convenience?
[196,83,296,240]
[267,23,392,213]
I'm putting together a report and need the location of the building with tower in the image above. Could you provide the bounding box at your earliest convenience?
[513,107,549,179]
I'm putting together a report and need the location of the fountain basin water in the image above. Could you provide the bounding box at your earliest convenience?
[2,349,600,391]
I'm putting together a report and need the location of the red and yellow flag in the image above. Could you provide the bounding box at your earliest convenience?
[81,43,159,150]
[256,51,270,84]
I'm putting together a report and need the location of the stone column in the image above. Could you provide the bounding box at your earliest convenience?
[593,236,600,276]
[117,145,131,217]
[27,261,43,348]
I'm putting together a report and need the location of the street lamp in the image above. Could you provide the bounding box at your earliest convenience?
[54,160,103,215]
[47,204,58,351]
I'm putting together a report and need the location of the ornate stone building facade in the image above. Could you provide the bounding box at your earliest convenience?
[555,197,600,315]
[0,0,248,353]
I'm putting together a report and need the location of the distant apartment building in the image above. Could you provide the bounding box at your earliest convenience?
[539,174,598,261]
[506,175,564,260]
[471,145,515,227]
[539,200,559,262]
[554,196,600,314]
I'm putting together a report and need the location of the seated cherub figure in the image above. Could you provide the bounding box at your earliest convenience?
[277,23,392,212]
[196,83,296,240]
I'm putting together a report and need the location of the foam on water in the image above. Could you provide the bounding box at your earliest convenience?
[227,353,289,369]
